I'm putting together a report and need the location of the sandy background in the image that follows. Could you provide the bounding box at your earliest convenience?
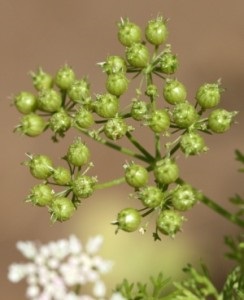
[0,0,243,299]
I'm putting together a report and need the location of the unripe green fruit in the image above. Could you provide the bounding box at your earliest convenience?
[102,55,127,74]
[72,175,97,198]
[171,184,198,211]
[148,109,170,133]
[116,208,141,232]
[49,109,71,134]
[124,163,148,188]
[55,65,76,90]
[104,117,128,140]
[145,84,158,98]
[28,154,54,180]
[172,102,199,128]
[163,79,187,105]
[95,93,119,118]
[156,210,185,237]
[208,109,238,133]
[106,73,129,97]
[130,99,148,121]
[37,89,62,113]
[50,197,75,222]
[154,158,179,184]
[126,43,150,68]
[159,47,179,74]
[73,108,94,129]
[31,68,53,91]
[27,183,54,206]
[68,79,90,103]
[52,166,71,185]
[19,113,46,137]
[138,186,164,208]
[66,139,90,167]
[180,132,207,156]
[145,17,168,46]
[196,82,221,109]
[14,91,37,114]
[118,19,142,47]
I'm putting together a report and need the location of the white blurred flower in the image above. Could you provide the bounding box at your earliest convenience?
[93,280,106,297]
[8,263,28,282]
[69,235,82,254]
[8,235,114,300]
[26,284,40,298]
[110,292,126,300]
[85,235,103,255]
[16,241,37,259]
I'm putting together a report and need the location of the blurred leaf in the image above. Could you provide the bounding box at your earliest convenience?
[222,266,244,300]
[172,264,220,300]
[224,235,244,266]
[235,149,244,172]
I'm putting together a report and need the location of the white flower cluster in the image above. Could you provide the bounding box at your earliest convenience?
[8,235,125,300]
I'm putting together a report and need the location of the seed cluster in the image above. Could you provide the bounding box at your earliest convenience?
[13,16,237,239]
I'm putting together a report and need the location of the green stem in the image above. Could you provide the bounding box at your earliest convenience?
[200,194,244,228]
[94,176,125,190]
[125,132,154,162]
[79,128,149,162]
[178,177,244,228]
[155,133,161,159]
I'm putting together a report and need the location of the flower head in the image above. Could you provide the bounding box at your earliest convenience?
[8,235,117,300]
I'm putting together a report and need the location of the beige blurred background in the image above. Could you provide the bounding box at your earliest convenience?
[0,0,243,298]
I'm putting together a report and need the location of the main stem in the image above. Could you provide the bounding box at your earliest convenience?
[178,178,244,228]
[200,194,244,228]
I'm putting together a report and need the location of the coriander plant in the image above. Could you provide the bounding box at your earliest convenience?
[9,15,243,299]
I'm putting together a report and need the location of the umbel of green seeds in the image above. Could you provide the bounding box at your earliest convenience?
[66,138,90,167]
[26,183,54,206]
[18,113,46,137]
[154,158,179,184]
[27,154,54,180]
[50,197,75,222]
[156,210,185,237]
[14,91,37,114]
[72,175,97,198]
